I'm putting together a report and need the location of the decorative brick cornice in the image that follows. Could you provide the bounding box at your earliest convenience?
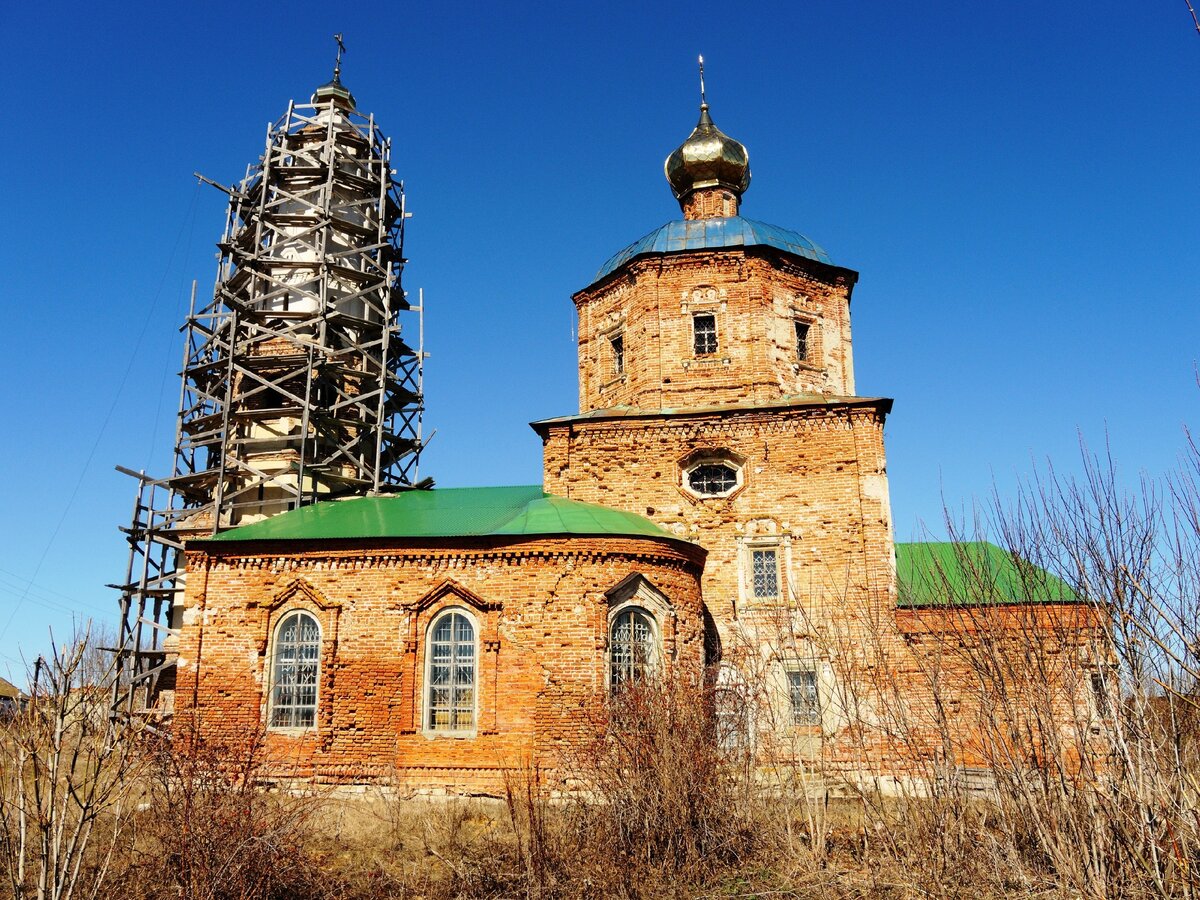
[537,403,888,446]
[193,540,705,580]
[192,536,705,575]
[533,397,890,437]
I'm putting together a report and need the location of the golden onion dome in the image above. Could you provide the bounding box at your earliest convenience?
[664,103,751,201]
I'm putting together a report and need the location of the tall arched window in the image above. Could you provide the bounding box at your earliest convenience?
[427,610,476,732]
[609,608,656,687]
[269,611,321,728]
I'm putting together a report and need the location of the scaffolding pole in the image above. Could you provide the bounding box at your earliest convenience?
[112,87,425,719]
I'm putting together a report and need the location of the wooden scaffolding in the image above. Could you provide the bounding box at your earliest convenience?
[112,81,425,718]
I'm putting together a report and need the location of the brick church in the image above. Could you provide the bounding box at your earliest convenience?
[156,67,1098,792]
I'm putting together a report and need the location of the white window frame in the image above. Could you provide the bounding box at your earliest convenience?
[605,574,671,691]
[267,610,321,731]
[737,535,790,607]
[423,607,479,736]
[749,546,782,600]
[682,457,743,499]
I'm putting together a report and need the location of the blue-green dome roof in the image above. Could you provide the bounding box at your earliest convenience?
[594,215,832,283]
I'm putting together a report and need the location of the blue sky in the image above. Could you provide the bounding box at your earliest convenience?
[0,1,1197,674]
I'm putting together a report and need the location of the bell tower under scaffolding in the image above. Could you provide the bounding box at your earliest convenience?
[112,64,425,718]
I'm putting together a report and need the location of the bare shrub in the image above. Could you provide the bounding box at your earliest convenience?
[814,436,1200,900]
[501,761,557,896]
[132,718,330,900]
[562,671,758,894]
[0,629,143,900]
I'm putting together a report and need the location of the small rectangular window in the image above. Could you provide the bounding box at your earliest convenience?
[795,321,810,363]
[610,335,625,376]
[788,669,820,725]
[751,549,779,599]
[1090,671,1109,715]
[693,313,718,355]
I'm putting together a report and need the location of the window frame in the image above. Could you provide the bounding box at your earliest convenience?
[737,534,790,609]
[750,547,782,600]
[794,320,811,363]
[610,333,625,377]
[692,312,718,356]
[681,457,744,500]
[1089,669,1111,718]
[423,607,480,736]
[786,667,821,727]
[266,610,322,731]
[607,604,658,690]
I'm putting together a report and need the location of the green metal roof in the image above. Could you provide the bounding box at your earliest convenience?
[201,485,679,545]
[896,541,1078,608]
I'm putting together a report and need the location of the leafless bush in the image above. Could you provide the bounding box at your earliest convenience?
[132,718,330,900]
[561,671,758,894]
[0,628,143,900]
[803,434,1200,900]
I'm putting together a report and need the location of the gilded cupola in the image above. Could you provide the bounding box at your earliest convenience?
[664,59,751,219]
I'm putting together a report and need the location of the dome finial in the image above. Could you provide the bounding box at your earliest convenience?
[313,32,356,108]
[333,32,346,84]
[698,54,707,107]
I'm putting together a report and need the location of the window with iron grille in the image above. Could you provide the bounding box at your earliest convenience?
[610,335,625,376]
[427,610,476,732]
[687,462,739,496]
[795,321,811,363]
[693,313,718,355]
[751,549,780,599]
[610,608,655,687]
[788,669,820,725]
[269,611,321,728]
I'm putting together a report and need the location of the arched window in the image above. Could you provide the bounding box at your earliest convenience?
[427,610,476,732]
[269,611,321,728]
[609,608,656,687]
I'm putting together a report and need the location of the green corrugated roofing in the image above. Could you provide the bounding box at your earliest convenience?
[201,485,678,545]
[896,541,1078,608]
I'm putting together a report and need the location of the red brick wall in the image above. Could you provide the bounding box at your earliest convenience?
[175,535,705,792]
[538,402,895,641]
[574,249,857,412]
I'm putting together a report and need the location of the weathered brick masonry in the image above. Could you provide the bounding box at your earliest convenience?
[537,401,894,641]
[177,535,705,790]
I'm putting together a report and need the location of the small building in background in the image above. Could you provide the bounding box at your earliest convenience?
[0,676,29,719]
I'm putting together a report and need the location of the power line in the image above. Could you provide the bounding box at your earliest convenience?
[0,180,203,646]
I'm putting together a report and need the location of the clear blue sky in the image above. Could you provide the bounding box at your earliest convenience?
[1,1,1197,675]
